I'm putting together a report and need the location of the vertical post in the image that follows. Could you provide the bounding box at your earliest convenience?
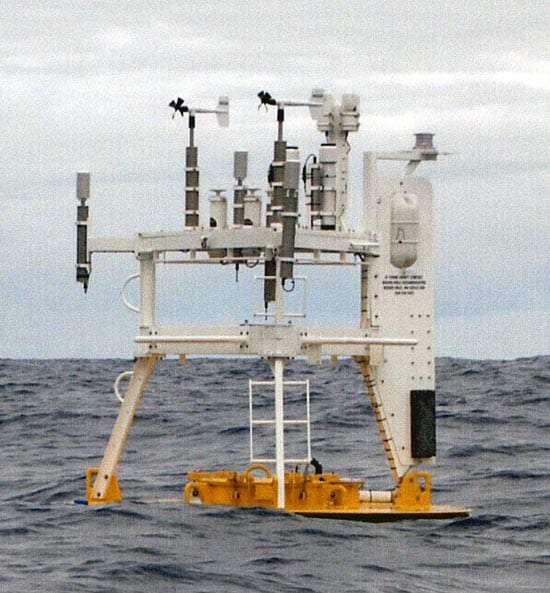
[185,113,199,228]
[363,152,377,232]
[277,105,284,141]
[280,147,300,282]
[76,172,91,291]
[360,263,369,328]
[274,258,284,325]
[271,258,286,508]
[273,357,286,509]
[264,136,287,308]
[139,253,156,330]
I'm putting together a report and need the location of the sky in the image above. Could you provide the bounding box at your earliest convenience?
[1,1,548,359]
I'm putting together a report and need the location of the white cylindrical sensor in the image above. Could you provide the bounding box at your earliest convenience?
[244,191,262,226]
[390,190,419,270]
[209,191,228,229]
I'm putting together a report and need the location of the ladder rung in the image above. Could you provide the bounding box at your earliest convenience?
[249,380,309,387]
[251,419,309,425]
[251,457,311,464]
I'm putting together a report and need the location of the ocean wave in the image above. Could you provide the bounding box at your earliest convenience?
[1,356,548,593]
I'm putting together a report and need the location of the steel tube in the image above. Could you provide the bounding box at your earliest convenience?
[301,336,417,346]
[135,335,245,344]
[273,358,285,509]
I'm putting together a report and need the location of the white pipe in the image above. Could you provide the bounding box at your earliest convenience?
[135,335,415,347]
[248,380,254,463]
[301,336,417,346]
[135,335,245,344]
[273,358,285,509]
[274,258,284,325]
[139,254,156,328]
[359,490,393,503]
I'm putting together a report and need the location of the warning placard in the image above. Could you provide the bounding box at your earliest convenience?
[382,274,426,295]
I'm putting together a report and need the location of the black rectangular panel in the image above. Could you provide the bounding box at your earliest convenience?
[411,390,436,458]
[76,224,88,265]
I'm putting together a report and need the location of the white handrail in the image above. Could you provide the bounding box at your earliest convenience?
[114,370,133,403]
[120,273,140,313]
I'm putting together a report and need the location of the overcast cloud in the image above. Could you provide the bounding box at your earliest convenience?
[1,1,548,359]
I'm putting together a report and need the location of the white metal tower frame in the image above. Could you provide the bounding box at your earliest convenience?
[77,90,441,509]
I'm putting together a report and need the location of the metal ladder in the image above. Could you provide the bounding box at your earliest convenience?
[248,379,311,465]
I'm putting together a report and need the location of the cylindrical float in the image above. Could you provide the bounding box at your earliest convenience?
[243,189,262,227]
[390,190,419,270]
[209,190,228,259]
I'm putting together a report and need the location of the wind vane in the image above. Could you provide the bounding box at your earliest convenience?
[257,90,277,110]
[169,97,188,118]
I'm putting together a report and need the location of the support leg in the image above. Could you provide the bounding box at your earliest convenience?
[88,355,158,504]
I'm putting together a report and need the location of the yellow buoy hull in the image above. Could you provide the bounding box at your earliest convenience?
[183,465,469,522]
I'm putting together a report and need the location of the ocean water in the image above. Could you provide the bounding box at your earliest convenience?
[0,356,548,592]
